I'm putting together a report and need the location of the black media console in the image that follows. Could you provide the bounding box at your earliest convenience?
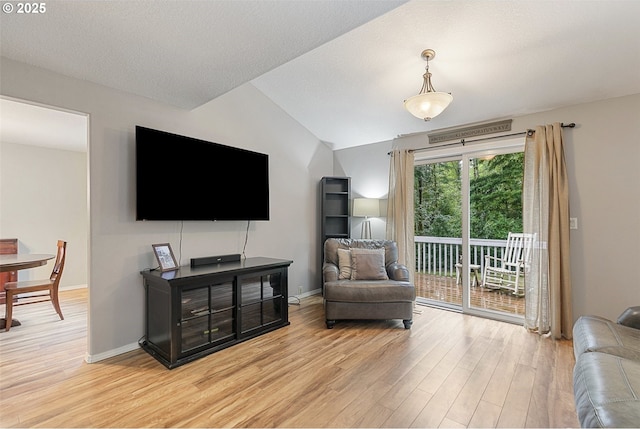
[140,257,293,369]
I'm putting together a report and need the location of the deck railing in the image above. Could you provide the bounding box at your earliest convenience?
[414,236,508,277]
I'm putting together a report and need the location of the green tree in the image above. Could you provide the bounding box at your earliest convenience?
[414,161,461,237]
[414,152,523,240]
[470,153,523,239]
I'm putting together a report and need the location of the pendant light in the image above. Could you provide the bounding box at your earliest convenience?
[404,49,453,121]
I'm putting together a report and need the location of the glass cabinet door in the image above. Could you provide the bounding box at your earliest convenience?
[239,271,283,335]
[180,282,234,353]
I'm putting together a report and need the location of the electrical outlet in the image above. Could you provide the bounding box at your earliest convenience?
[298,286,303,295]
[570,217,578,230]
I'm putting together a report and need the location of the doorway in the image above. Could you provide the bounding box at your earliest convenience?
[413,138,525,323]
[0,96,89,329]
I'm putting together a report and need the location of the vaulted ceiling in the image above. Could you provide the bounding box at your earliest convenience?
[2,0,639,151]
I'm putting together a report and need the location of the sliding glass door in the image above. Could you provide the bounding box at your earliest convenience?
[414,158,462,310]
[414,139,525,323]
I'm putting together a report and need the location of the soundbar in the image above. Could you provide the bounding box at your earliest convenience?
[190,254,241,267]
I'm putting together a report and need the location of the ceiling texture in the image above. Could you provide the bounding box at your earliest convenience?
[1,0,639,151]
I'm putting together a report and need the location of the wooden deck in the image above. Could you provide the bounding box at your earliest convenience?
[415,272,525,316]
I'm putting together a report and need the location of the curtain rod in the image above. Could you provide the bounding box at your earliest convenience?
[389,122,576,155]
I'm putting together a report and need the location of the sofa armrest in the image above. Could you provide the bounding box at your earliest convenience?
[323,263,339,283]
[617,306,640,329]
[387,263,410,282]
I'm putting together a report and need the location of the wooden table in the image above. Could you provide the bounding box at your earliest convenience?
[0,254,54,329]
[0,254,55,272]
[455,262,482,287]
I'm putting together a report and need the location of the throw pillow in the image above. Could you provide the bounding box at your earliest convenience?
[337,248,352,280]
[350,248,389,280]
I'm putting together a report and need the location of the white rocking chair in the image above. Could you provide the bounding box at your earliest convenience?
[482,232,535,296]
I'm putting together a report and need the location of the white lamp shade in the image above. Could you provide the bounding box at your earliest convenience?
[404,91,453,121]
[353,198,380,217]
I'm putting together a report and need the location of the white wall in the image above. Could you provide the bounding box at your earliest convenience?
[0,141,88,288]
[333,140,392,240]
[1,58,334,361]
[3,52,638,357]
[335,93,640,323]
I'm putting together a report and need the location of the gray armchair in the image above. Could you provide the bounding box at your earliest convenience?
[322,238,416,329]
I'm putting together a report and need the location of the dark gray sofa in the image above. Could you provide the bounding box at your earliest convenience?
[572,306,640,427]
[322,238,415,329]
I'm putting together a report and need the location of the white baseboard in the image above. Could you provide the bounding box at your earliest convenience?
[17,283,86,298]
[85,288,320,364]
[85,342,140,364]
[292,288,321,299]
[60,284,87,291]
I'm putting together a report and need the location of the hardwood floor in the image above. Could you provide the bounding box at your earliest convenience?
[0,288,579,428]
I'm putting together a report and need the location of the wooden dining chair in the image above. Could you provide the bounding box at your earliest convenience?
[4,240,67,331]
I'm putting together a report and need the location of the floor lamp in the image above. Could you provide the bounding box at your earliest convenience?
[353,198,380,239]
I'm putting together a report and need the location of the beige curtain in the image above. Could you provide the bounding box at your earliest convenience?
[523,123,572,339]
[386,149,415,283]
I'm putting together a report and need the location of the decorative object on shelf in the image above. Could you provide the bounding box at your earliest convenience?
[404,49,452,121]
[353,198,380,239]
[152,243,178,272]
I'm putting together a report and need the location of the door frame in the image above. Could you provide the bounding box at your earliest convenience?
[415,136,525,324]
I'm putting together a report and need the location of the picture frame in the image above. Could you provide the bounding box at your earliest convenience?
[152,243,178,272]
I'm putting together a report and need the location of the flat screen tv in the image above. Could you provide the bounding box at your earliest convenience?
[136,126,269,221]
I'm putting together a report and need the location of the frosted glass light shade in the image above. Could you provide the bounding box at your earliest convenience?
[404,91,453,121]
[353,198,380,217]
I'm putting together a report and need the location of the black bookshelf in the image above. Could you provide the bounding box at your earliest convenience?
[321,176,351,244]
